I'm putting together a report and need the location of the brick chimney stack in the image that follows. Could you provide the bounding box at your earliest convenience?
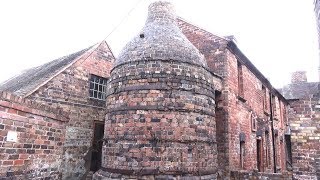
[291,71,307,83]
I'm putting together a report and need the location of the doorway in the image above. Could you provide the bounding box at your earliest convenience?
[90,121,105,172]
[257,138,263,172]
[285,135,292,169]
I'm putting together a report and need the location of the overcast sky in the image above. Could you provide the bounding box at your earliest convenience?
[0,0,318,88]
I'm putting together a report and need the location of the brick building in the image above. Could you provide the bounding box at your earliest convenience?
[93,1,290,179]
[0,91,68,179]
[0,41,115,179]
[0,1,297,180]
[280,71,320,179]
[177,16,291,180]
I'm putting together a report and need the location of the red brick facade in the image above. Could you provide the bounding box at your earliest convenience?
[0,41,115,179]
[0,91,68,179]
[27,41,115,179]
[178,19,291,178]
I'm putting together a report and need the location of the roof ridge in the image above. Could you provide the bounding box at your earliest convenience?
[102,40,116,59]
[23,45,97,97]
[177,16,227,41]
[23,40,117,97]
[0,42,113,97]
[0,44,96,87]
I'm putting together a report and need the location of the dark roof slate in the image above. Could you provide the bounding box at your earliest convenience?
[0,46,92,96]
[279,82,320,100]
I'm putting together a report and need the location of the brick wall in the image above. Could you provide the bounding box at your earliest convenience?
[179,19,290,178]
[177,18,228,77]
[230,170,292,180]
[178,19,231,177]
[0,91,68,179]
[289,92,320,179]
[96,59,221,179]
[218,46,289,175]
[94,2,223,177]
[27,41,114,179]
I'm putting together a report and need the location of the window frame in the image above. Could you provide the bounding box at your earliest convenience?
[89,74,108,101]
[251,112,257,132]
[262,86,268,112]
[237,61,244,98]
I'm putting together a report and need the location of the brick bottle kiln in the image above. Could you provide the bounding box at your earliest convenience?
[94,1,221,179]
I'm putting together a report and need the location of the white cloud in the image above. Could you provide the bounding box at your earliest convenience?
[0,0,318,88]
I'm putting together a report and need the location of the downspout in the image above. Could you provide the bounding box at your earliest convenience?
[269,93,277,173]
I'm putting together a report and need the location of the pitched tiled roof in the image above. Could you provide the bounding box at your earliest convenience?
[279,82,320,100]
[0,46,93,96]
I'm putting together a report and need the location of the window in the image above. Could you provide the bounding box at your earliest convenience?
[262,86,268,111]
[89,74,107,101]
[271,95,277,119]
[279,100,283,128]
[237,61,244,98]
[251,112,257,132]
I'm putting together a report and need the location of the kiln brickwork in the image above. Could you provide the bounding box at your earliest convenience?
[94,2,222,179]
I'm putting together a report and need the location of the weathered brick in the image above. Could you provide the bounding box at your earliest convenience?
[13,160,24,166]
[284,80,320,179]
[26,149,35,154]
[97,2,219,179]
[23,144,32,149]
[5,149,16,154]
[8,155,19,160]
[2,160,13,166]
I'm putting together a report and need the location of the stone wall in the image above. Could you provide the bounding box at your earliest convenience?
[27,41,114,179]
[289,92,320,180]
[0,91,68,179]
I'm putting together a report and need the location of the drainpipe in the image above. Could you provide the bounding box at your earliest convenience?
[269,93,277,173]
